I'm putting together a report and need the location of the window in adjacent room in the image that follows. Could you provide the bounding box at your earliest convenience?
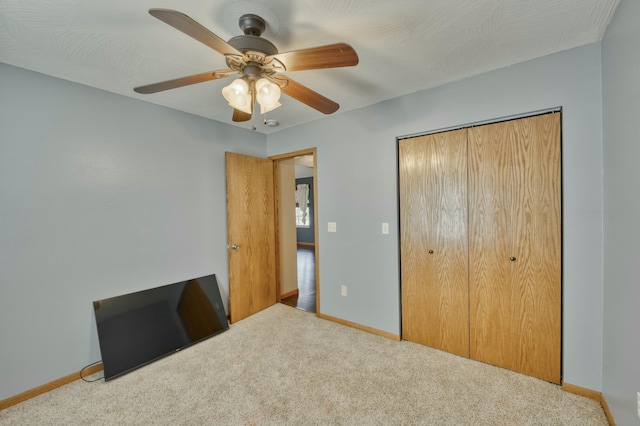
[295,183,310,228]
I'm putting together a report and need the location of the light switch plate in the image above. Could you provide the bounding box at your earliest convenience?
[382,222,389,234]
[328,222,337,233]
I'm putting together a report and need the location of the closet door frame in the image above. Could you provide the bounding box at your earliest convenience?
[397,108,562,383]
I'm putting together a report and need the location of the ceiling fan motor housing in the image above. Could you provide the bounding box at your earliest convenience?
[227,14,278,56]
[227,35,278,56]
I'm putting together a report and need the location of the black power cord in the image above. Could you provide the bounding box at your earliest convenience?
[80,360,104,382]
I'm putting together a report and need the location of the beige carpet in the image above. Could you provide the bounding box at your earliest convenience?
[0,304,607,425]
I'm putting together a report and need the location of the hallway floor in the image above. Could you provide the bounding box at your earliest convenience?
[281,246,316,313]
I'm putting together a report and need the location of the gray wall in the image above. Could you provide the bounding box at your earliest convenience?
[0,63,266,400]
[268,44,605,391]
[601,0,640,423]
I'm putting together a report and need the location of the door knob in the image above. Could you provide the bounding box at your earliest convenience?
[510,256,516,261]
[230,244,240,250]
[428,250,434,254]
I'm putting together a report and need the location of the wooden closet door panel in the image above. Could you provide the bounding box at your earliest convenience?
[510,113,561,383]
[400,129,469,357]
[468,113,561,383]
[468,121,515,369]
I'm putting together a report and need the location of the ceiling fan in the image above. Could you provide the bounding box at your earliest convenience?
[134,9,359,122]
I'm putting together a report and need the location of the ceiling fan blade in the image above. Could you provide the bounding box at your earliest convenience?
[148,9,244,57]
[274,76,339,114]
[134,70,234,94]
[268,43,358,72]
[232,109,252,122]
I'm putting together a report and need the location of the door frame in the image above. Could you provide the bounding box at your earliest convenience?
[269,148,320,314]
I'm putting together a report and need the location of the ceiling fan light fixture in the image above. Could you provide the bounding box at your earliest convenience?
[222,78,251,112]
[135,9,359,123]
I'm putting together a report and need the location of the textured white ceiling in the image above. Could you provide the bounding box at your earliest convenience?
[0,0,620,134]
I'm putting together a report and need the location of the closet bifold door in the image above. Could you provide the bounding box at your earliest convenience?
[467,113,561,384]
[399,128,469,358]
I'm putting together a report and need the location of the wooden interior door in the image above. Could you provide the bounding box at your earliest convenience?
[399,129,470,357]
[226,152,277,323]
[468,113,561,383]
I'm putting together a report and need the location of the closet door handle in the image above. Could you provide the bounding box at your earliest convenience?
[510,256,516,261]
[428,250,434,254]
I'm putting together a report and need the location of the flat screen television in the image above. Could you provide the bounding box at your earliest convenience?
[93,274,229,381]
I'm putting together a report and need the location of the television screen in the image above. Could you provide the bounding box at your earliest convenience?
[93,274,229,381]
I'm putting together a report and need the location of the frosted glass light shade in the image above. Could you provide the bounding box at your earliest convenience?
[222,79,251,113]
[256,78,281,111]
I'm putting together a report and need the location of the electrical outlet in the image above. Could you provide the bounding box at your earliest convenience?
[637,392,640,419]
[328,222,337,233]
[382,222,389,234]
[341,285,348,297]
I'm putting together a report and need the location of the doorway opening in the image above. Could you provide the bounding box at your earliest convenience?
[271,149,319,314]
